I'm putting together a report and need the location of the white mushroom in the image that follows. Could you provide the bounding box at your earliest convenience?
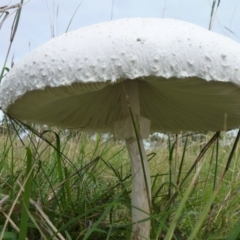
[1,18,240,239]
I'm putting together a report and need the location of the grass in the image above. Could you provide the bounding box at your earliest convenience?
[1,125,240,239]
[1,1,240,239]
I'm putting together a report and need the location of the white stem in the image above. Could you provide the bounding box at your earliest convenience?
[121,81,151,239]
[126,137,151,239]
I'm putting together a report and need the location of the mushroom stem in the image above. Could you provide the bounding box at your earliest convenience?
[117,80,152,239]
[126,137,151,239]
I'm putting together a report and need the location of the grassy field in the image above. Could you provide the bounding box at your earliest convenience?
[0,128,240,239]
[1,1,240,239]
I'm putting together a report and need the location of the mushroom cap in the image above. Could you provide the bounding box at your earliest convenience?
[1,18,240,133]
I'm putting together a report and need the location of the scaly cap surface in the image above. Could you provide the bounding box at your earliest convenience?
[1,18,240,133]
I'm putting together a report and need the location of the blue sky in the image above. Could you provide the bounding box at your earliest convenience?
[1,0,240,65]
[1,0,240,119]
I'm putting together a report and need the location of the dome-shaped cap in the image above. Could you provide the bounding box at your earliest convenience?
[1,18,240,133]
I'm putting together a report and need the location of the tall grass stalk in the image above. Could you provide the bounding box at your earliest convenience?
[209,0,221,30]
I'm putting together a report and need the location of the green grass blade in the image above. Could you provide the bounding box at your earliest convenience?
[168,137,177,199]
[209,0,221,30]
[164,159,206,240]
[224,129,240,174]
[213,136,219,191]
[18,147,34,240]
[177,135,188,185]
[128,104,151,209]
[42,130,66,204]
[0,231,17,240]
[226,217,240,240]
[209,0,216,30]
[188,188,220,240]
[65,1,83,33]
[64,166,72,203]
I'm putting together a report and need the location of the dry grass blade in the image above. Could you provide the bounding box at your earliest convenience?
[30,199,65,240]
[0,195,9,207]
[224,26,240,39]
[2,212,28,240]
[0,180,25,239]
[0,4,21,29]
[0,1,24,82]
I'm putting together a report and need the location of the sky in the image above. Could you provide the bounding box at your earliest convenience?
[1,0,240,65]
[1,0,240,120]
